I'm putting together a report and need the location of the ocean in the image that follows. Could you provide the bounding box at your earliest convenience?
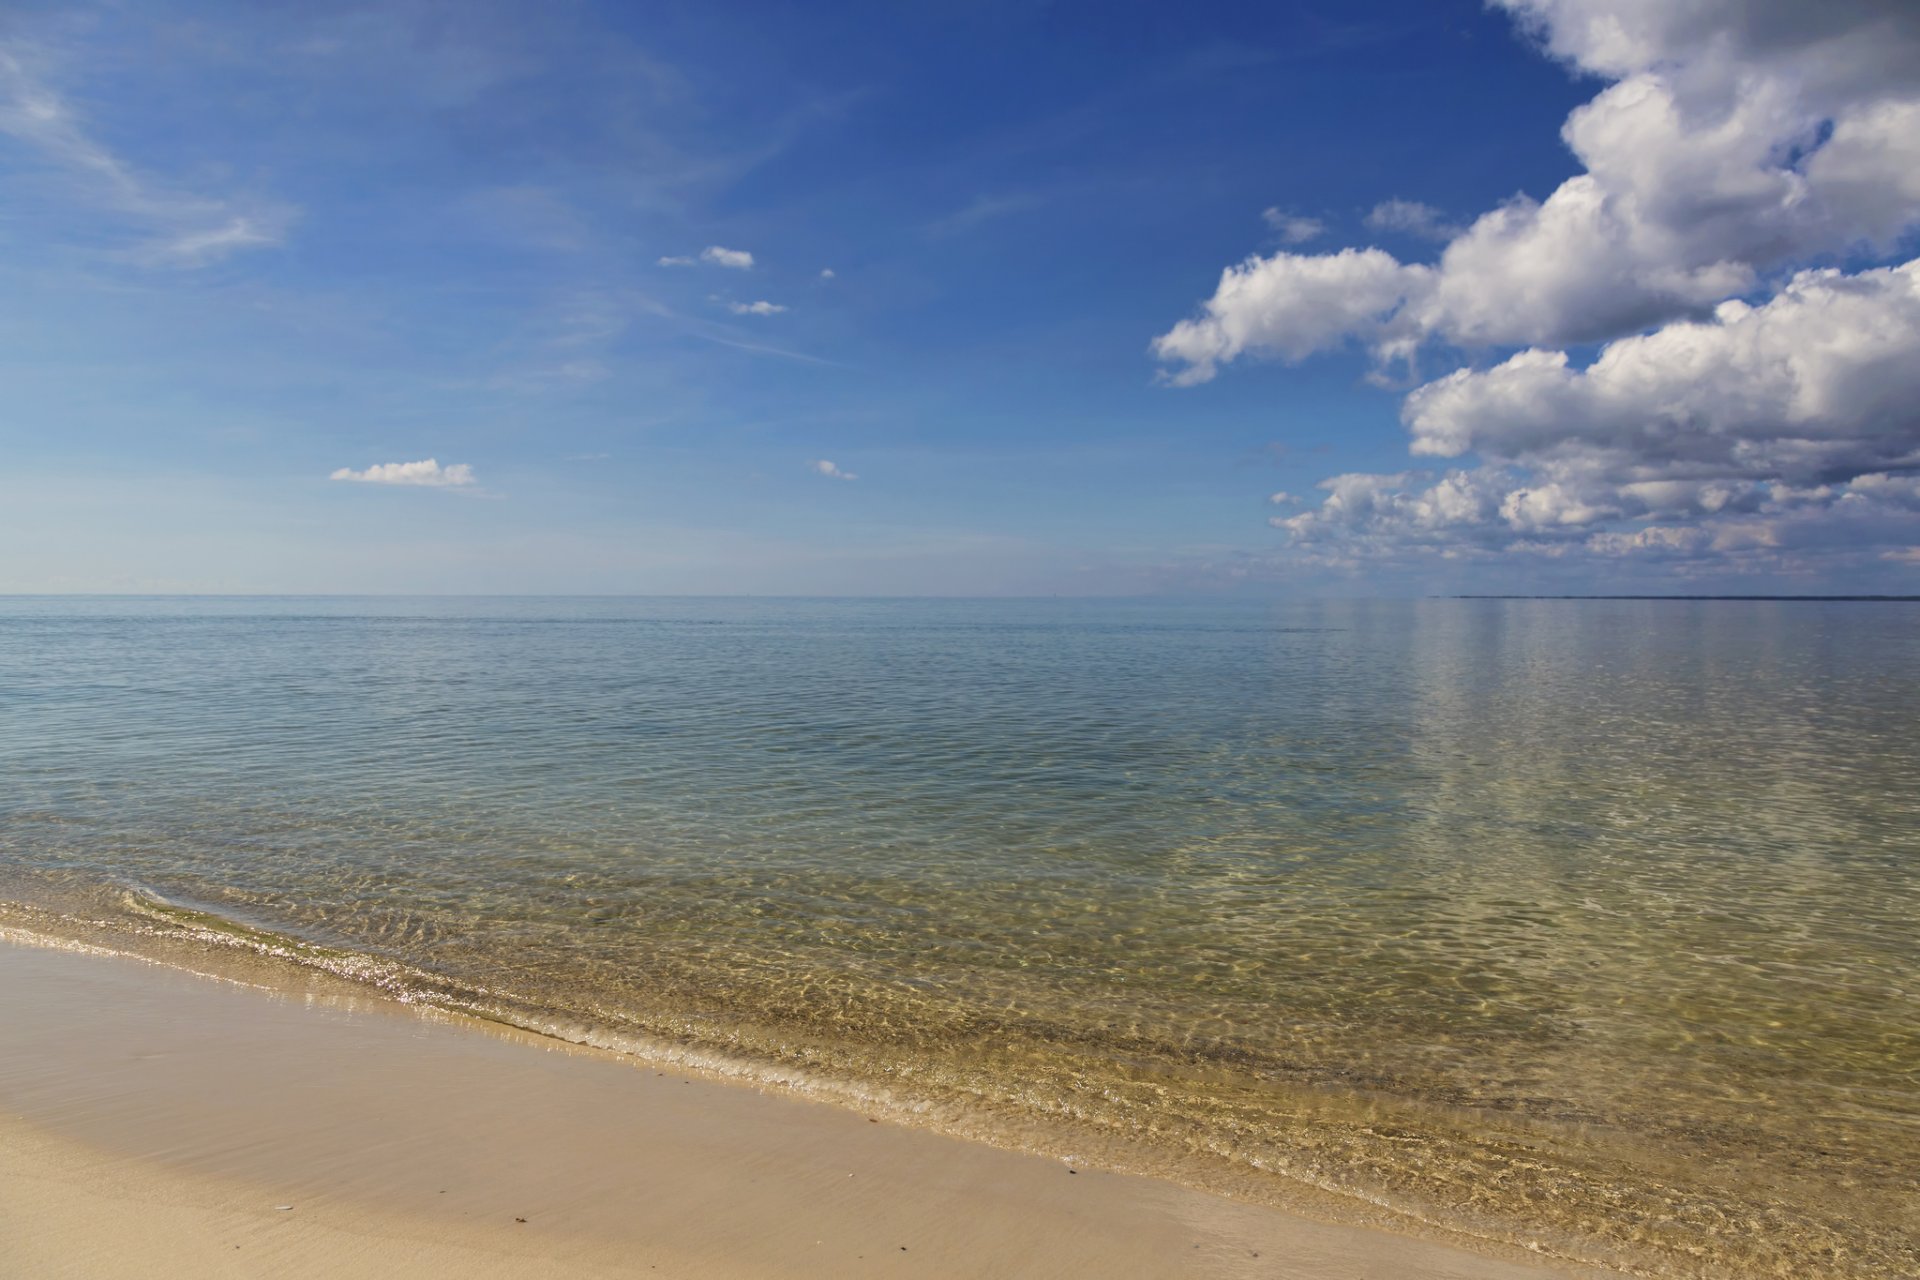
[2,596,1914,1276]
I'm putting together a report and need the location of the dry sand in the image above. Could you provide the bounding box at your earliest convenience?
[0,936,1611,1278]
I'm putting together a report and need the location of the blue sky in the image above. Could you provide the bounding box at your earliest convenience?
[3,0,1916,594]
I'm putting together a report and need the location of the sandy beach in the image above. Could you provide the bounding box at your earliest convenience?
[0,935,1609,1279]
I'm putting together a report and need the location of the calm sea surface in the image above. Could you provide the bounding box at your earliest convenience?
[2,597,1915,1276]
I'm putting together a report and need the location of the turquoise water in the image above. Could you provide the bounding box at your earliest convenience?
[2,597,1915,1276]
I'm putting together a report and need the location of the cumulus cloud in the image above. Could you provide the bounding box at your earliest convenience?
[1401,261,1920,480]
[1151,249,1431,385]
[1277,259,1920,564]
[819,268,835,279]
[728,300,787,315]
[1154,0,1920,577]
[1154,0,1920,376]
[810,459,856,481]
[1261,208,1325,244]
[330,459,477,487]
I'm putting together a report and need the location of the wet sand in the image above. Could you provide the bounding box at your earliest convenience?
[0,936,1610,1279]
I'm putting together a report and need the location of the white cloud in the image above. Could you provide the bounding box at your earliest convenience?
[659,246,754,269]
[728,300,787,315]
[0,45,288,268]
[1152,0,1920,577]
[819,268,835,279]
[1275,465,1805,562]
[1153,0,1920,377]
[1363,199,1457,240]
[1261,208,1325,244]
[1275,259,1920,564]
[1494,0,1920,93]
[1268,491,1298,505]
[1401,260,1920,483]
[330,459,477,487]
[1150,248,1431,385]
[810,459,857,481]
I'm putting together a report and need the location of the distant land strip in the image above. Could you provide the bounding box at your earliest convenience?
[1447,595,1920,602]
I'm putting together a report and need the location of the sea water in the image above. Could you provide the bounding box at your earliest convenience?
[1,596,1914,1276]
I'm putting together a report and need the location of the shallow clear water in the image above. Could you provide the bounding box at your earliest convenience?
[2,596,1915,1276]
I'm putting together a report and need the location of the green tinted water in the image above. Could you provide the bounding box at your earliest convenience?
[2,597,1914,1275]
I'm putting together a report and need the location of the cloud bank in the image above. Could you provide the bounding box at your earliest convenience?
[1155,0,1920,578]
[330,459,477,487]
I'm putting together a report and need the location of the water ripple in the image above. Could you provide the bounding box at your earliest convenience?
[1,596,1915,1277]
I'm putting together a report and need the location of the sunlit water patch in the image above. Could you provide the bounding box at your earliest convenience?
[2,596,1915,1276]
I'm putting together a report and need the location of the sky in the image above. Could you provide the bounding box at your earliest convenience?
[1,0,1916,595]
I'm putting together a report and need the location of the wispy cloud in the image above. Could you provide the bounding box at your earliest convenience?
[810,459,857,481]
[330,459,477,487]
[0,44,290,268]
[1363,198,1458,240]
[141,216,283,268]
[818,267,835,279]
[1262,208,1324,244]
[728,299,787,315]
[474,290,632,391]
[0,48,137,193]
[660,245,755,269]
[693,330,846,366]
[618,290,845,366]
[927,192,1044,237]
[458,185,590,253]
[484,358,610,390]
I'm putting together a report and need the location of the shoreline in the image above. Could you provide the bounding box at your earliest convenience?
[0,883,1657,1269]
[0,930,1607,1279]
